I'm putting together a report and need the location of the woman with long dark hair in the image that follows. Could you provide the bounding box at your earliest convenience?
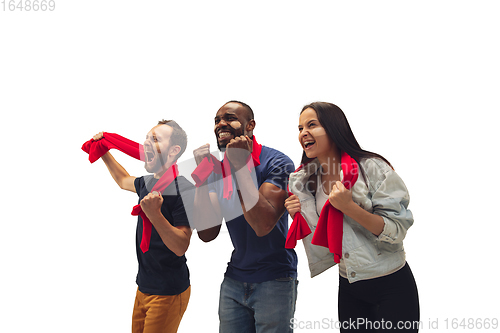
[285,102,420,332]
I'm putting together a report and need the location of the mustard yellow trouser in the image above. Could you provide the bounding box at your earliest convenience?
[132,286,191,333]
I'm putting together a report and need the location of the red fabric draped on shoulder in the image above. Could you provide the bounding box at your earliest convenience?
[191,136,262,200]
[285,152,359,264]
[82,132,178,253]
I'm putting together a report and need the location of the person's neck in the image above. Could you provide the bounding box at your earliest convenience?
[154,161,174,179]
[317,148,342,177]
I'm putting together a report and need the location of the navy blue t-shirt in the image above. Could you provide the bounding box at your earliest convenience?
[208,145,298,283]
[134,175,194,295]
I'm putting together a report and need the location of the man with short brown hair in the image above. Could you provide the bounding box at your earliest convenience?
[89,120,193,333]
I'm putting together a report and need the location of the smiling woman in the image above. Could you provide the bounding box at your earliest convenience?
[298,103,392,169]
[299,108,336,164]
[285,102,419,332]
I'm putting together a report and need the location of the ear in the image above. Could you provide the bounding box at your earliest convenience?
[169,145,181,159]
[246,119,256,132]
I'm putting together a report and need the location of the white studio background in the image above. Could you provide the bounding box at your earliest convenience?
[1,1,499,332]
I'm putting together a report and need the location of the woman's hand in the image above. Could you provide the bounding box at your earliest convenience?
[284,194,301,219]
[330,181,385,236]
[328,181,355,212]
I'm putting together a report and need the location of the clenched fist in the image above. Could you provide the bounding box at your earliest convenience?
[193,144,211,165]
[140,191,163,219]
[328,181,353,212]
[284,194,301,219]
[226,135,253,169]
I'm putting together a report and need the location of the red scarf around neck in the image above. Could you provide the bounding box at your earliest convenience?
[131,163,179,253]
[191,136,262,200]
[82,132,178,253]
[285,152,359,263]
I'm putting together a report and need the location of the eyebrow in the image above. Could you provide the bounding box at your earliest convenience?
[146,131,161,140]
[298,119,318,128]
[215,112,238,120]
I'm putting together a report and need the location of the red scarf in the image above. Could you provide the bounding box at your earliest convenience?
[284,203,312,249]
[285,163,312,249]
[285,152,359,263]
[81,132,145,163]
[82,132,177,253]
[191,136,262,200]
[131,163,179,253]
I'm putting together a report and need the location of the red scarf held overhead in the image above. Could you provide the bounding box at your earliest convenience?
[191,136,262,200]
[81,132,145,163]
[285,152,359,264]
[82,132,177,253]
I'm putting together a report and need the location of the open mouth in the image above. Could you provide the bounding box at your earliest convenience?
[218,131,233,140]
[145,150,155,163]
[303,140,315,149]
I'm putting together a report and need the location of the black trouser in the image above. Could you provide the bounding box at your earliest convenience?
[338,262,420,332]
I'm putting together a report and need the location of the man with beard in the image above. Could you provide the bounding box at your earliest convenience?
[90,120,193,333]
[192,101,298,332]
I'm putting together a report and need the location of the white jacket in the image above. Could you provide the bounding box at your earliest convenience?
[288,157,414,283]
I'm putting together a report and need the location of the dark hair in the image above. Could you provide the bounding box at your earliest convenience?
[300,102,392,169]
[158,119,187,161]
[225,100,254,121]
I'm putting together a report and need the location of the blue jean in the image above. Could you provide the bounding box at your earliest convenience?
[218,276,298,333]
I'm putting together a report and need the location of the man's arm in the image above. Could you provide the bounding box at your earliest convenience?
[192,144,223,242]
[235,169,288,237]
[194,190,223,242]
[227,135,288,237]
[140,192,192,256]
[93,132,136,192]
[101,152,136,192]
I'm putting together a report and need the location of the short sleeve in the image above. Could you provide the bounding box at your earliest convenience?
[371,168,414,244]
[262,153,295,191]
[134,176,144,196]
[171,177,195,228]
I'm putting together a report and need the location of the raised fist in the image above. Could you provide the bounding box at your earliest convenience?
[193,143,211,165]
